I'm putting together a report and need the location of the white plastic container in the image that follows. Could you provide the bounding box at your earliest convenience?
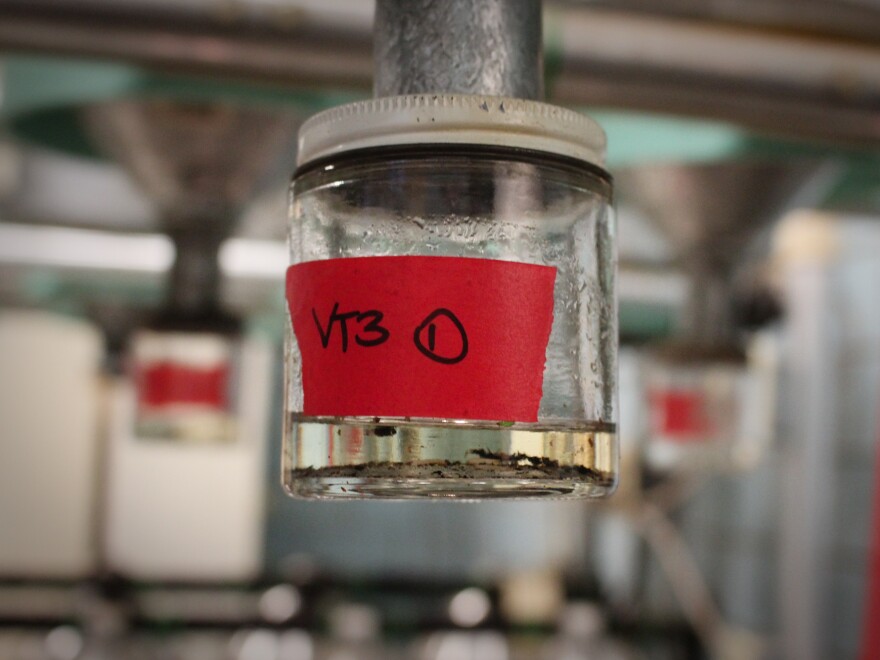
[0,311,102,578]
[104,333,271,581]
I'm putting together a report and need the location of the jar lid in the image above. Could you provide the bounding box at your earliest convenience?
[297,94,606,168]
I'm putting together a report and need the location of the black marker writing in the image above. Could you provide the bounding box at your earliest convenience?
[413,308,469,365]
[312,303,468,365]
[355,310,390,347]
[312,303,389,352]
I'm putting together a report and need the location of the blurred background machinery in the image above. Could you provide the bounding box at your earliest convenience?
[0,0,879,658]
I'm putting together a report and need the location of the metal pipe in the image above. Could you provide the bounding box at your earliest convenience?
[554,0,880,44]
[372,0,543,99]
[0,0,373,89]
[1,1,879,145]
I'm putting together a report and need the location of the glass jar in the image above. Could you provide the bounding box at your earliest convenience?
[283,95,617,499]
[130,329,237,443]
[642,339,776,473]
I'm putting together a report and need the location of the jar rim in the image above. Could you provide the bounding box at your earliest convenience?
[297,95,607,169]
[293,143,614,193]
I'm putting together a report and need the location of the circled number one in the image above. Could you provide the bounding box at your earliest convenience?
[413,308,469,365]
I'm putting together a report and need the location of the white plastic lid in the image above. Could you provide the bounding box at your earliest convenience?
[296,94,606,169]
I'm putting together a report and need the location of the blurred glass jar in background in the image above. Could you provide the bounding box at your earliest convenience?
[642,335,777,473]
[131,331,237,443]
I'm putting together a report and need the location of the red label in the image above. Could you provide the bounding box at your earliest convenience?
[137,362,229,410]
[285,256,556,422]
[650,389,713,441]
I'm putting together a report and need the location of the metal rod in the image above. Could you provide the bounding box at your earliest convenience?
[679,260,735,347]
[167,228,224,317]
[373,0,543,99]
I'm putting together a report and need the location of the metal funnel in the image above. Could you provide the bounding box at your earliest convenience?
[82,99,298,320]
[617,161,813,273]
[617,161,816,342]
[83,99,297,232]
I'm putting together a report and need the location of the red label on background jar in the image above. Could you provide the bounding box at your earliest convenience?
[285,256,556,423]
[137,362,230,410]
[650,389,714,441]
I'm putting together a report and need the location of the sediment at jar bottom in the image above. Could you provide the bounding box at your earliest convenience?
[283,417,618,499]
